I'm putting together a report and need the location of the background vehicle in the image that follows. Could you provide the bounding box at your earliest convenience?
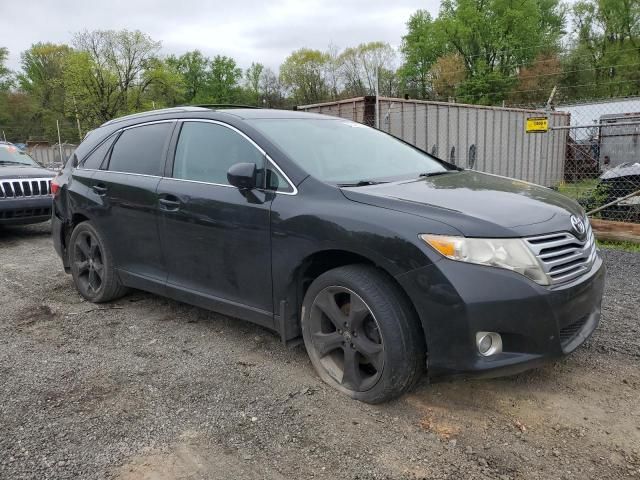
[51,107,604,403]
[0,142,54,226]
[596,162,640,221]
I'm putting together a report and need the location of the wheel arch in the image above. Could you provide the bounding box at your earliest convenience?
[58,211,93,270]
[280,248,426,351]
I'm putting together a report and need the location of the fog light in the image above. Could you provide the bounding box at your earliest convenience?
[476,332,502,356]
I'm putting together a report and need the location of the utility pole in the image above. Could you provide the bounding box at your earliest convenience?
[73,97,82,141]
[545,86,557,113]
[375,67,380,129]
[56,120,63,163]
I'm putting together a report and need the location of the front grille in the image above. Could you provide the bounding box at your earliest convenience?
[559,316,588,345]
[0,207,51,219]
[0,178,52,199]
[525,220,597,285]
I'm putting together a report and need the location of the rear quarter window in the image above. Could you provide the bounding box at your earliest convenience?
[108,122,173,176]
[81,134,118,169]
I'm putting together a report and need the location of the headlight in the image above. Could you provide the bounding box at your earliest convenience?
[420,234,549,285]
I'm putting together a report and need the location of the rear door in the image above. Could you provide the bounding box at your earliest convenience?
[90,121,175,285]
[156,120,274,318]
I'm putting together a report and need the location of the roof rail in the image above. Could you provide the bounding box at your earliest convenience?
[100,106,210,127]
[192,104,262,110]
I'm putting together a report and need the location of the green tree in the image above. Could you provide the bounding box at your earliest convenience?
[138,57,185,109]
[399,1,565,103]
[398,11,443,98]
[245,62,264,104]
[204,55,243,103]
[166,50,209,103]
[0,47,13,140]
[66,29,162,126]
[16,43,80,142]
[562,0,640,100]
[63,49,120,127]
[0,47,13,90]
[19,43,72,110]
[280,48,330,104]
[1,45,80,143]
[0,92,38,142]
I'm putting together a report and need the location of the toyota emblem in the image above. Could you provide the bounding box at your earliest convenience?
[570,215,586,236]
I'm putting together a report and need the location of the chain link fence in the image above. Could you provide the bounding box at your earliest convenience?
[553,99,640,224]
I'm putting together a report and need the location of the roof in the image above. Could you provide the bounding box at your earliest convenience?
[100,106,334,127]
[100,106,210,127]
[557,97,640,126]
[216,108,332,120]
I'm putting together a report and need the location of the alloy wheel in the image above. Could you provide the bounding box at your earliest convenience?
[308,286,384,392]
[73,230,104,295]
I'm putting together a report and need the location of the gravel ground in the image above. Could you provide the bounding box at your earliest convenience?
[0,222,638,480]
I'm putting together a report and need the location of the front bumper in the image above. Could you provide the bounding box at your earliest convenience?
[0,196,53,225]
[397,254,605,378]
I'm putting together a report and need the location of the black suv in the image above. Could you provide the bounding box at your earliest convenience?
[0,142,54,225]
[52,107,605,403]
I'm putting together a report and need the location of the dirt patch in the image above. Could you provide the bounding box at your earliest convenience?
[117,431,288,480]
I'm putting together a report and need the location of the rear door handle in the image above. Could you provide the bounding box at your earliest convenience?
[159,195,181,211]
[92,184,107,195]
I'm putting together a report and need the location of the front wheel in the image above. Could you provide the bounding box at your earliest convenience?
[301,265,425,403]
[68,221,128,303]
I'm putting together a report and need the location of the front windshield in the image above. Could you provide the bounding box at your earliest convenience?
[0,144,39,167]
[247,119,448,184]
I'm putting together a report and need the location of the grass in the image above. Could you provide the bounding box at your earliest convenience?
[597,239,640,253]
[557,179,600,200]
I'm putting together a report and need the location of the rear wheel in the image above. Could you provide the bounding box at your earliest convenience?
[69,221,128,303]
[301,264,425,403]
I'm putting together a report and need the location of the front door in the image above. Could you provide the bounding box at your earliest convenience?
[156,120,274,320]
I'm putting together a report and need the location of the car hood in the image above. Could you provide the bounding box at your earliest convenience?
[0,165,54,179]
[341,171,585,238]
[600,162,640,180]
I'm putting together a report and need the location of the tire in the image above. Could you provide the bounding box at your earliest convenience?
[68,221,128,303]
[301,264,425,403]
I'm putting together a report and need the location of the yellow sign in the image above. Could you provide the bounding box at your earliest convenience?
[526,117,549,133]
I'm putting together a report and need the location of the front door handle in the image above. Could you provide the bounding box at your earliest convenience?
[92,184,107,195]
[159,195,181,211]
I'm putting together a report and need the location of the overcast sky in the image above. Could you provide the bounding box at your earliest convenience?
[1,0,440,72]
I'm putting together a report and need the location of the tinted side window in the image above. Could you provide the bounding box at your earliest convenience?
[81,134,117,169]
[173,122,264,185]
[108,122,173,176]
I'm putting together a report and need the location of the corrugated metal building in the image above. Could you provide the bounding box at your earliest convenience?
[558,97,640,127]
[297,96,570,187]
[599,112,640,168]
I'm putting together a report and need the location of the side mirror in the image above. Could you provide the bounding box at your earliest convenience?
[227,162,257,190]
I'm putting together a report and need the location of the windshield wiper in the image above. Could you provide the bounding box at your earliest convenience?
[337,180,389,187]
[419,170,459,178]
[0,160,26,165]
